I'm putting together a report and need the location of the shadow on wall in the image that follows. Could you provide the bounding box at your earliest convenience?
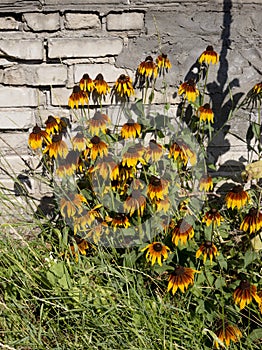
[207,0,244,179]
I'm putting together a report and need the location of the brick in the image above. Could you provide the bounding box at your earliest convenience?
[0,16,20,30]
[0,109,34,129]
[0,39,43,60]
[0,132,29,155]
[64,13,101,30]
[74,63,132,83]
[107,12,144,31]
[2,64,68,86]
[48,38,123,59]
[0,87,42,107]
[23,12,60,32]
[0,155,37,176]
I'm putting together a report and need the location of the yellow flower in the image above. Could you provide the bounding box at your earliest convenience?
[171,219,194,246]
[68,85,89,108]
[79,73,94,93]
[156,53,172,76]
[199,45,219,65]
[240,207,262,234]
[121,120,141,139]
[196,241,219,264]
[167,266,199,294]
[60,193,87,218]
[202,208,223,227]
[233,280,261,310]
[88,136,108,161]
[198,103,214,123]
[28,125,51,150]
[93,73,110,97]
[199,175,213,192]
[137,56,158,80]
[43,134,68,159]
[225,185,249,210]
[147,176,169,201]
[141,242,170,266]
[124,189,146,217]
[89,111,110,136]
[214,321,242,349]
[112,74,134,101]
[178,79,199,102]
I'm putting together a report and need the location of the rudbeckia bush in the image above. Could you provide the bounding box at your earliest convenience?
[1,46,261,349]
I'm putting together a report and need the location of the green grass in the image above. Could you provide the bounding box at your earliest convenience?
[0,229,261,350]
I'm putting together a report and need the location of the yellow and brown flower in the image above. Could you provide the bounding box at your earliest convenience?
[233,280,261,310]
[171,219,194,246]
[141,242,170,266]
[196,241,219,264]
[167,266,199,295]
[178,79,199,102]
[169,141,196,166]
[56,150,79,178]
[60,193,87,218]
[79,73,94,93]
[225,185,249,210]
[110,213,131,231]
[43,134,69,159]
[68,85,89,108]
[198,103,214,123]
[28,125,51,150]
[156,53,172,76]
[113,74,134,100]
[147,176,169,201]
[121,144,145,168]
[202,208,223,227]
[88,136,108,161]
[93,73,110,97]
[199,175,213,192]
[137,56,158,80]
[240,207,262,234]
[121,119,141,139]
[89,111,110,135]
[145,140,163,162]
[214,321,242,349]
[124,189,146,217]
[199,45,219,65]
[72,132,88,152]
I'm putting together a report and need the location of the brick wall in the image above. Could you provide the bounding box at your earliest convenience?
[0,0,261,198]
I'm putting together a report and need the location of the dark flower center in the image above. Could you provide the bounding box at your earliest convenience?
[153,243,163,252]
[32,125,42,134]
[91,136,101,145]
[232,185,243,193]
[204,241,213,248]
[239,280,251,290]
[93,111,103,120]
[248,207,258,216]
[82,73,90,80]
[46,115,56,124]
[95,73,104,81]
[52,134,62,143]
[150,176,161,186]
[206,45,214,51]
[210,208,218,214]
[145,56,153,62]
[72,85,81,93]
[131,189,143,199]
[203,103,211,109]
[174,266,185,276]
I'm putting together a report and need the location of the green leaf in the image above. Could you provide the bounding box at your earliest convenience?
[243,249,258,268]
[215,276,226,289]
[247,328,262,342]
[49,261,65,278]
[252,122,261,140]
[217,253,227,270]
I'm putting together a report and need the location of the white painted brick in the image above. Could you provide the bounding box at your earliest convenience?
[0,109,34,129]
[0,16,20,30]
[23,12,60,32]
[51,87,113,107]
[0,132,29,155]
[48,38,123,59]
[107,12,144,31]
[64,13,101,30]
[0,87,43,108]
[0,39,43,60]
[0,155,38,176]
[2,64,68,86]
[51,87,71,107]
[74,63,132,83]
